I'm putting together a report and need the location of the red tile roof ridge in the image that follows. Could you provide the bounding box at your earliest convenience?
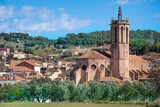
[78,51,109,59]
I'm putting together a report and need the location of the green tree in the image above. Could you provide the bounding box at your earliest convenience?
[24,47,34,54]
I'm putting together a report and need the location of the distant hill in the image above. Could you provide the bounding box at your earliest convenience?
[0,30,160,55]
[56,30,159,47]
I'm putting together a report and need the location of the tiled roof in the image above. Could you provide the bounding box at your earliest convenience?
[129,55,148,62]
[100,76,122,82]
[23,60,38,66]
[10,60,40,67]
[15,73,26,81]
[78,51,110,59]
[11,66,34,72]
[60,61,76,65]
[9,60,40,72]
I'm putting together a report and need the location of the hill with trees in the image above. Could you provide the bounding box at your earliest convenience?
[0,29,160,55]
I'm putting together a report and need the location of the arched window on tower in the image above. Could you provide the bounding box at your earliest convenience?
[121,27,123,43]
[126,27,128,43]
[115,27,117,43]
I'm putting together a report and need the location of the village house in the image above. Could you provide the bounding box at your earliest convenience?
[71,6,150,85]
[142,52,160,69]
[44,54,59,61]
[8,60,41,74]
[61,46,90,56]
[0,48,10,55]
[12,51,26,59]
[45,61,76,81]
[0,48,10,61]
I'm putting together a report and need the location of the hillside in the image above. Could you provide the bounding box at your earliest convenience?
[0,30,160,55]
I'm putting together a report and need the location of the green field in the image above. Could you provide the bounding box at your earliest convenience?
[0,102,146,107]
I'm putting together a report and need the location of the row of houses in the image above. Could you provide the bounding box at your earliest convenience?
[0,59,76,87]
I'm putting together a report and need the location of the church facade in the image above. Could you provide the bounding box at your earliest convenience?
[70,6,149,85]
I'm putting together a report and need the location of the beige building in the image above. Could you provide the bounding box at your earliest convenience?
[71,6,150,85]
[12,52,26,59]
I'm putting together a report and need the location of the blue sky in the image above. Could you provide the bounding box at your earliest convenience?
[0,0,160,39]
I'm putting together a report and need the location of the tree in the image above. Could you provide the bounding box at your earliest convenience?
[97,40,104,46]
[24,47,34,54]
[88,81,104,100]
[149,68,160,97]
[18,48,23,52]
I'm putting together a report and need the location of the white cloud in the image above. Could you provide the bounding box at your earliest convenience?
[21,5,35,17]
[115,0,156,5]
[0,5,91,33]
[153,12,160,18]
[0,5,14,21]
[117,0,128,4]
[58,8,65,11]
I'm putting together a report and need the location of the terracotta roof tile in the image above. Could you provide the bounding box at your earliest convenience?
[78,51,109,59]
[12,66,34,72]
[9,60,40,72]
[100,77,122,82]
[129,55,148,62]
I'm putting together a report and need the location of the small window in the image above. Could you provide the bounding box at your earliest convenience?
[91,65,96,70]
[100,64,104,70]
[82,65,87,70]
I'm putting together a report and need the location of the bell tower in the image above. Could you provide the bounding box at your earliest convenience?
[110,6,130,80]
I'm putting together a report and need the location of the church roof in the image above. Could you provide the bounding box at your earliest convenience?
[78,51,109,59]
[77,51,148,62]
[100,76,122,82]
[129,55,148,62]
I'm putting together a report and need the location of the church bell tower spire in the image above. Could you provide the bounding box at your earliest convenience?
[110,6,130,81]
[118,6,122,20]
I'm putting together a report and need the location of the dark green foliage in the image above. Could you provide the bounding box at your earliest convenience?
[130,39,151,55]
[0,44,5,48]
[55,31,111,49]
[150,43,160,53]
[0,79,159,103]
[88,81,104,100]
[24,47,34,54]
[54,30,160,51]
[18,48,23,52]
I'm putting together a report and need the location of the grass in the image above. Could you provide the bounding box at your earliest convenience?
[0,102,146,107]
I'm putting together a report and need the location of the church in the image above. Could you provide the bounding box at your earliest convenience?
[70,6,149,85]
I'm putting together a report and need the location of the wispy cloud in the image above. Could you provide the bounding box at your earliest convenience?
[58,8,65,11]
[117,0,128,4]
[0,5,91,33]
[153,12,160,18]
[114,0,156,5]
[0,5,14,21]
